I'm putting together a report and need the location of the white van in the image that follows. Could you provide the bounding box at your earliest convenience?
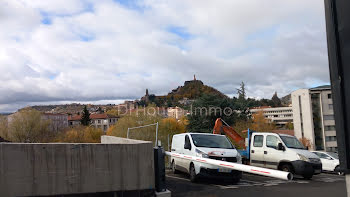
[249,132,322,179]
[170,133,242,182]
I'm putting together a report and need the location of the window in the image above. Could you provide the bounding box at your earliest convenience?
[266,135,279,149]
[253,135,263,147]
[329,104,333,110]
[184,135,192,149]
[324,125,336,131]
[317,152,329,159]
[324,115,335,120]
[190,134,233,149]
[325,136,337,142]
[98,120,101,123]
[328,94,332,99]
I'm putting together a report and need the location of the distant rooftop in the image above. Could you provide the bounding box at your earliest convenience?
[68,113,118,121]
[310,85,331,91]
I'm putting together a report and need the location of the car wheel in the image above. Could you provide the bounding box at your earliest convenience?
[189,164,197,182]
[335,166,344,176]
[171,160,179,174]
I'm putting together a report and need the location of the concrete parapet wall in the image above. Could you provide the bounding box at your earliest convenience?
[101,135,152,144]
[0,141,154,197]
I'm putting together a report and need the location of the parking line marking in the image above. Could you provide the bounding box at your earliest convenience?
[211,184,239,189]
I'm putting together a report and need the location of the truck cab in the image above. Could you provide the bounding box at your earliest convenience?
[249,132,322,179]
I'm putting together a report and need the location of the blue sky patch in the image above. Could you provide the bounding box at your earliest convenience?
[167,26,194,40]
[246,25,279,41]
[40,11,52,25]
[113,0,146,12]
[79,33,95,42]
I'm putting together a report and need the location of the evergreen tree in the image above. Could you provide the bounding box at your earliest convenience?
[81,106,91,126]
[236,82,246,100]
[271,92,282,107]
[187,94,237,133]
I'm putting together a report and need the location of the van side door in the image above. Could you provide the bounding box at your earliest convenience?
[264,135,285,169]
[250,134,265,167]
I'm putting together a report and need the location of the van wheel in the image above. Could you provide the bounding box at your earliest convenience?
[232,176,241,184]
[171,160,179,174]
[281,164,294,178]
[189,164,197,182]
[303,174,313,180]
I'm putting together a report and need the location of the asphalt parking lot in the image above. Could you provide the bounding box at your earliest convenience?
[166,170,346,197]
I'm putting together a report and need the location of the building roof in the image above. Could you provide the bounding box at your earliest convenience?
[310,85,331,91]
[68,113,118,121]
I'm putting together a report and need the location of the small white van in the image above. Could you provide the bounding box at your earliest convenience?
[171,133,242,182]
[249,132,322,179]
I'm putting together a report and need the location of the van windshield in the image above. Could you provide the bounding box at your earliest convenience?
[280,136,305,149]
[190,134,234,149]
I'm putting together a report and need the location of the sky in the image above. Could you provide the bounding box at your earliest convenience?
[0,0,330,112]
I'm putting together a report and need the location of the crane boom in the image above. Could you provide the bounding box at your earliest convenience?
[213,118,246,148]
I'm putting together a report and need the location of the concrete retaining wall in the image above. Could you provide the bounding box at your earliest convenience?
[0,138,154,197]
[101,135,152,144]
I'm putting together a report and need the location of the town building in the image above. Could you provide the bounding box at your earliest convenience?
[41,113,69,132]
[291,85,337,152]
[116,101,137,111]
[250,106,293,128]
[68,113,118,132]
[167,107,187,120]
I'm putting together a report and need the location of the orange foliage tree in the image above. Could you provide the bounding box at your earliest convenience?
[57,126,103,143]
[250,110,276,132]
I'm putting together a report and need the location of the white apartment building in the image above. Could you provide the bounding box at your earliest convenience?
[291,85,337,152]
[250,106,293,128]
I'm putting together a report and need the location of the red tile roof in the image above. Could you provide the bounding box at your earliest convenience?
[68,114,117,121]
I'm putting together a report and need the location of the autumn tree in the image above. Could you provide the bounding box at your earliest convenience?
[57,126,103,143]
[299,137,313,149]
[285,121,294,130]
[107,107,187,149]
[8,109,53,142]
[250,110,276,132]
[81,106,91,126]
[0,116,9,140]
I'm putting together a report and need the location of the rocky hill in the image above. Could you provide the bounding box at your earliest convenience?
[167,79,227,100]
[140,77,228,107]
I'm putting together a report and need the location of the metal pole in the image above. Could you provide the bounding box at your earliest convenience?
[127,128,130,139]
[155,122,159,146]
[168,134,170,151]
[127,123,158,140]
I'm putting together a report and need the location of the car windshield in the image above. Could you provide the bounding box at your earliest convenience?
[280,136,305,149]
[190,134,234,149]
[327,152,339,159]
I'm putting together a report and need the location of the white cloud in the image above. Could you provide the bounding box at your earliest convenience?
[0,0,330,112]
